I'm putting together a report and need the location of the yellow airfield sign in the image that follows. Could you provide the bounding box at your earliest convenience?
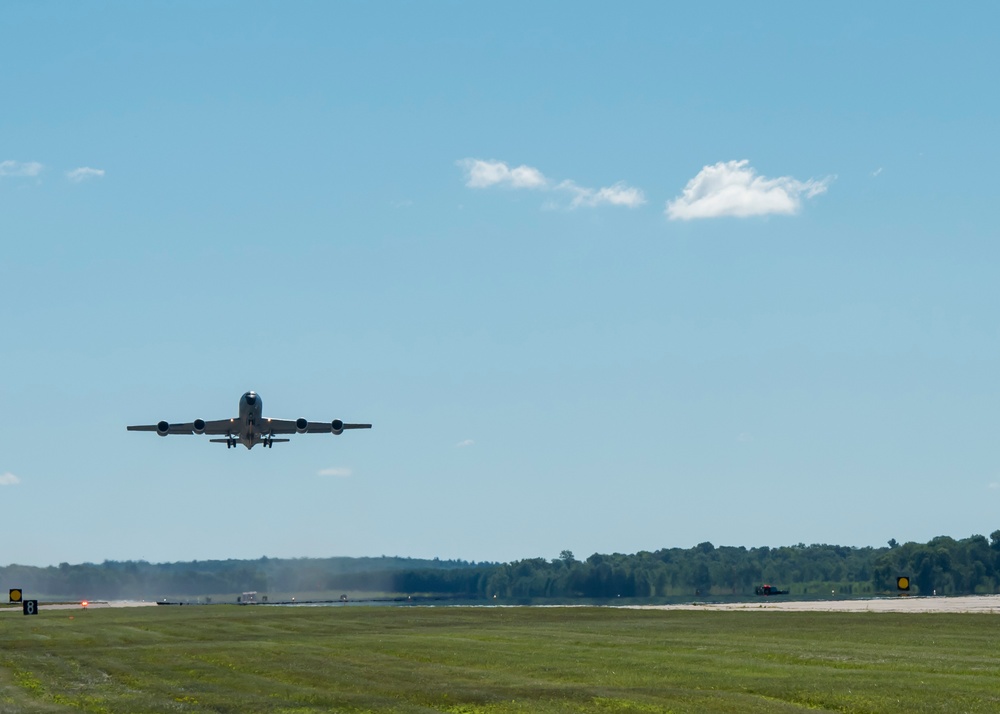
[9,588,22,603]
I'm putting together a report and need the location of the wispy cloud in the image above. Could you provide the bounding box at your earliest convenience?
[0,472,21,486]
[872,167,883,178]
[560,180,646,209]
[459,158,644,210]
[459,159,548,189]
[0,160,43,177]
[989,482,999,490]
[737,433,753,444]
[318,467,351,477]
[666,160,831,220]
[66,167,105,182]
[455,439,475,448]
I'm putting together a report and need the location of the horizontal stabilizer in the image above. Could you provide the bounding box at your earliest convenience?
[208,438,291,444]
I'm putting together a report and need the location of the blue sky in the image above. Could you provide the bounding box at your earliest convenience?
[2,2,999,568]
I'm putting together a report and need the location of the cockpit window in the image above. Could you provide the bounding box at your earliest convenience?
[244,392,257,405]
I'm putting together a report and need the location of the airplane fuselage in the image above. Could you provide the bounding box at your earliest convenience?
[234,391,265,449]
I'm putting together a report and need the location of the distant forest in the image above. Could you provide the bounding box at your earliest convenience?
[4,532,1000,601]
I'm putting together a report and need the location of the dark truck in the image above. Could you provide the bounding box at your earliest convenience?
[754,584,789,596]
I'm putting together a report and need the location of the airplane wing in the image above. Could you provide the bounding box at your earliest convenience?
[126,419,236,435]
[200,419,237,435]
[127,423,195,435]
[262,419,372,435]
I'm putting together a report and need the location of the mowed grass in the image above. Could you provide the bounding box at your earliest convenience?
[1,606,998,713]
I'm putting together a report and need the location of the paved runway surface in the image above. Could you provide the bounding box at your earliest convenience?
[628,594,1000,613]
[5,595,1000,614]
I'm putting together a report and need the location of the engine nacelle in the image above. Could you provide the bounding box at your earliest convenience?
[331,419,344,435]
[156,421,170,437]
[192,419,206,435]
[295,418,308,434]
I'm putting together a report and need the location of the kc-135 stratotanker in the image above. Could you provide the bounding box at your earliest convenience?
[127,391,371,449]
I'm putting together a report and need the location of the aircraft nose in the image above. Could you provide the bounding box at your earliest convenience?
[244,391,257,405]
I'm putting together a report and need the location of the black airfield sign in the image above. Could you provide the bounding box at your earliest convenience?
[9,588,22,603]
[23,600,38,616]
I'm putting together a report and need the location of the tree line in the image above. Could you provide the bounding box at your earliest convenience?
[461,532,1000,600]
[4,532,999,600]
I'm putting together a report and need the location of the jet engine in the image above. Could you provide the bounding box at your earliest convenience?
[331,419,344,435]
[156,421,170,436]
[295,418,308,434]
[193,419,206,435]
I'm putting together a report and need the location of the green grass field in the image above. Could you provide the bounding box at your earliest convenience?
[1,605,998,713]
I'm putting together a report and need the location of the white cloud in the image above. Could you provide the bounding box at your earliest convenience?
[666,160,831,220]
[66,167,105,182]
[0,472,21,486]
[459,159,548,189]
[737,433,754,444]
[0,160,43,177]
[872,167,883,177]
[318,467,351,477]
[456,439,475,448]
[460,158,644,210]
[989,482,1000,490]
[561,180,646,209]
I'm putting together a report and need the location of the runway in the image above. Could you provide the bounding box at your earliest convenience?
[626,594,1000,614]
[5,595,1000,614]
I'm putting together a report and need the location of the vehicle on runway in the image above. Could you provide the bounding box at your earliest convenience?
[127,391,371,449]
[754,584,789,596]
